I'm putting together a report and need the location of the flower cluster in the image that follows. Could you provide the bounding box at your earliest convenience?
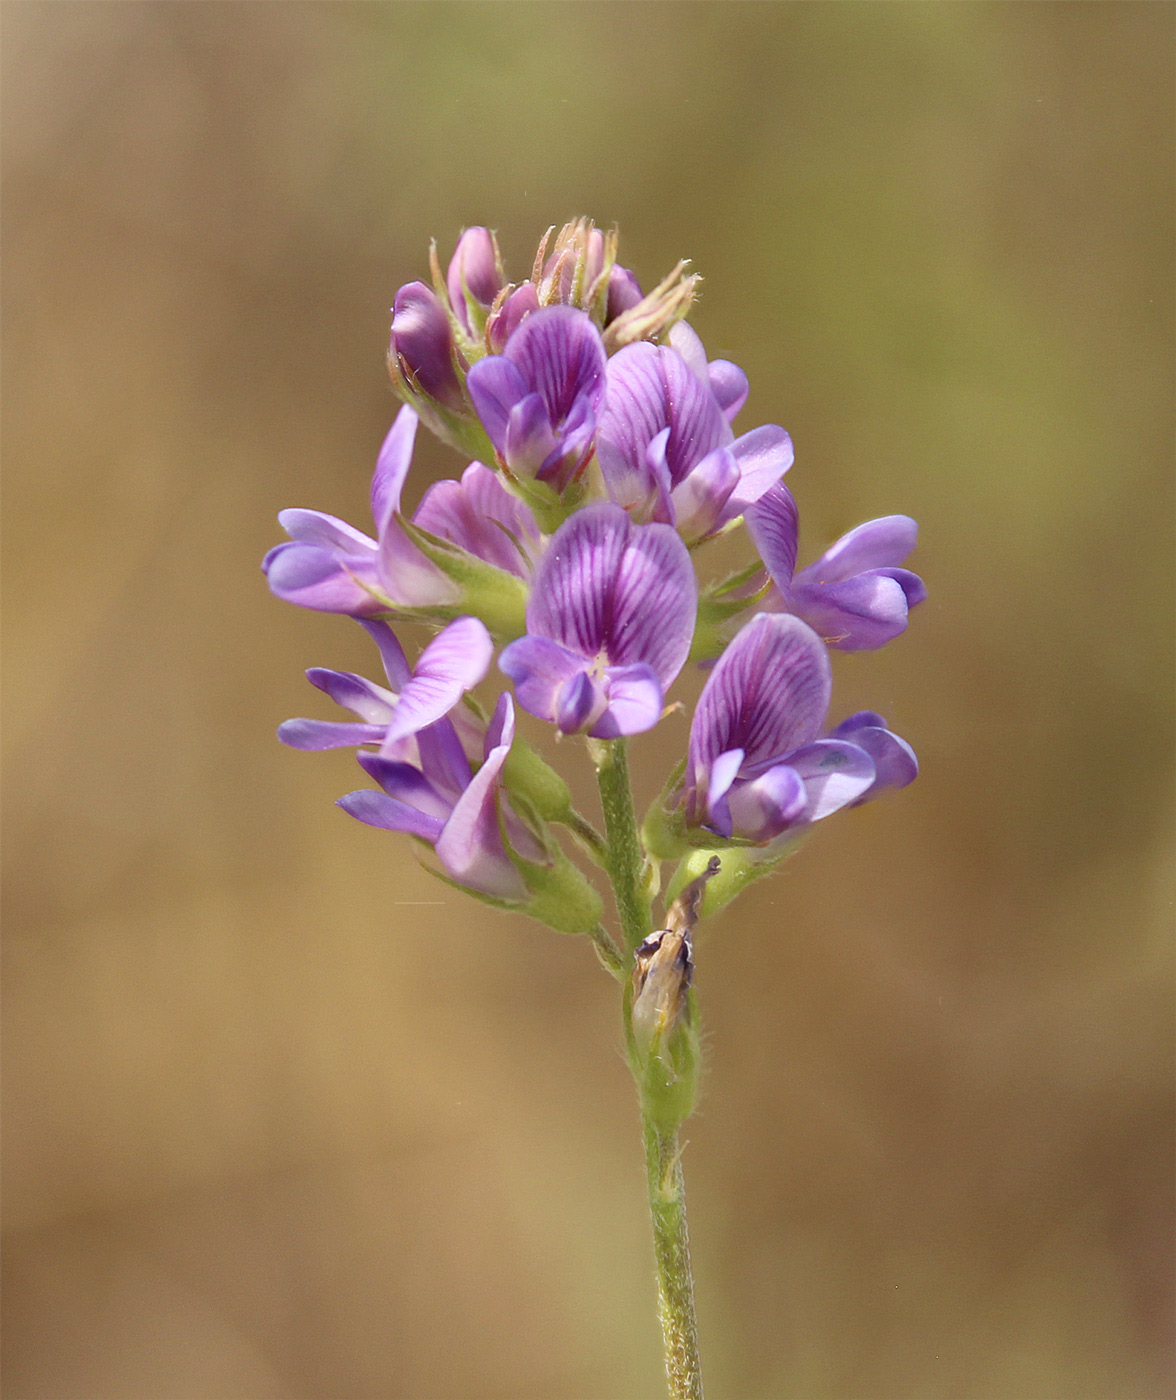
[266,219,923,928]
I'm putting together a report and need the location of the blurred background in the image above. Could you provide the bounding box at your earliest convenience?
[3,4,1172,1398]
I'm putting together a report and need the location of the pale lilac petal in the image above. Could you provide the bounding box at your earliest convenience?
[726,763,807,841]
[503,305,606,427]
[792,571,915,651]
[337,787,446,842]
[466,355,528,453]
[666,322,709,381]
[447,227,502,331]
[505,392,557,476]
[708,361,749,422]
[263,542,383,616]
[380,616,493,750]
[804,515,919,582]
[688,614,831,792]
[277,719,388,750]
[377,522,457,609]
[357,753,456,822]
[358,620,412,690]
[700,746,745,836]
[591,663,663,739]
[744,483,800,599]
[828,719,918,800]
[278,509,377,556]
[557,670,607,734]
[370,406,420,538]
[786,739,876,821]
[670,446,741,541]
[305,667,396,723]
[722,425,795,518]
[434,741,527,899]
[499,635,586,723]
[414,463,540,579]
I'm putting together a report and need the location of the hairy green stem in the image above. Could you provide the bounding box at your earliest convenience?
[644,1118,704,1400]
[588,737,652,953]
[562,807,609,866]
[587,923,626,979]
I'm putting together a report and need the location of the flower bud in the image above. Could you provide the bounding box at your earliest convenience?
[447,227,504,334]
[389,281,465,411]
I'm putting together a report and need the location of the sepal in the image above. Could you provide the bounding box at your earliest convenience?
[689,559,771,663]
[501,737,575,823]
[500,794,604,933]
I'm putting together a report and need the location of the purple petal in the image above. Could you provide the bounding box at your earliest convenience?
[370,406,420,539]
[666,322,709,381]
[785,739,877,821]
[590,663,663,739]
[415,717,474,802]
[413,462,541,579]
[466,355,528,454]
[828,720,918,800]
[487,282,539,352]
[556,670,607,734]
[791,570,916,651]
[505,392,557,477]
[708,361,749,422]
[434,737,527,899]
[277,509,377,556]
[484,691,515,757]
[502,305,606,428]
[337,787,446,842]
[699,746,745,836]
[744,483,800,598]
[263,542,383,616]
[829,710,888,736]
[305,667,396,723]
[498,635,587,724]
[526,504,696,690]
[537,395,596,489]
[277,719,388,751]
[726,763,808,842]
[688,614,831,802]
[722,425,795,519]
[358,620,412,690]
[357,753,456,822]
[447,227,502,332]
[380,617,493,750]
[670,446,741,541]
[605,265,643,322]
[803,515,919,582]
[390,282,463,409]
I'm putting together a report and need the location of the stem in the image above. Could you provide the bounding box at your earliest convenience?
[589,737,652,953]
[644,1118,704,1400]
[562,807,609,867]
[587,924,625,979]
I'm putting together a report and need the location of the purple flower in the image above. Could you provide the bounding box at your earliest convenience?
[499,503,696,737]
[685,612,916,842]
[263,406,540,618]
[594,331,792,543]
[745,483,927,650]
[277,616,493,759]
[389,282,465,411]
[465,306,607,492]
[446,227,504,335]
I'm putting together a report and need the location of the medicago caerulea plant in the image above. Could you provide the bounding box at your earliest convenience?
[264,219,924,1400]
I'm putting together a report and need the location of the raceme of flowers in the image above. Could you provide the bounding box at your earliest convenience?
[265,218,925,926]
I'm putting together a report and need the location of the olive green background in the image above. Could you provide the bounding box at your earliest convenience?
[3,4,1172,1398]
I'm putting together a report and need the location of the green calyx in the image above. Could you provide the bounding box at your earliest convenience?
[395,514,529,640]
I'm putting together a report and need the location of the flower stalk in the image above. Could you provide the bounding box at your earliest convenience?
[589,737,653,953]
[644,1118,704,1400]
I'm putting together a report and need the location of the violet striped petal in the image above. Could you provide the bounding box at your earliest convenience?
[504,305,606,427]
[498,635,587,724]
[721,425,795,519]
[336,788,446,842]
[413,463,541,579]
[466,355,528,454]
[306,668,396,723]
[744,483,800,600]
[277,719,388,751]
[785,740,876,821]
[357,753,456,822]
[380,616,493,751]
[590,663,663,739]
[434,727,527,900]
[370,407,420,539]
[358,620,412,690]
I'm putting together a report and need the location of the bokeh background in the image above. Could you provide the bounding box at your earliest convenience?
[3,4,1173,1398]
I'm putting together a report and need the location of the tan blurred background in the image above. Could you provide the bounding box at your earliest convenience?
[3,4,1172,1398]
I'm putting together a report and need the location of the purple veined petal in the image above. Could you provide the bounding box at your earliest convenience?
[641,427,676,525]
[726,762,808,842]
[413,716,474,801]
[505,392,557,477]
[557,670,608,734]
[413,463,541,579]
[358,619,412,690]
[484,691,515,757]
[785,739,876,822]
[791,570,915,651]
[696,746,745,836]
[688,613,832,788]
[830,722,918,801]
[721,425,795,520]
[590,663,663,739]
[466,354,528,454]
[277,719,389,751]
[380,616,493,751]
[503,305,607,427]
[666,322,709,382]
[434,739,527,899]
[336,787,446,842]
[744,482,800,600]
[707,360,749,423]
[447,227,502,332]
[605,265,643,322]
[538,395,596,488]
[370,406,420,539]
[263,542,384,616]
[390,282,464,409]
[499,634,587,723]
[357,752,456,823]
[277,509,378,556]
[599,419,664,519]
[802,515,919,582]
[487,282,540,352]
[305,667,396,723]
[526,505,697,690]
[671,445,741,542]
